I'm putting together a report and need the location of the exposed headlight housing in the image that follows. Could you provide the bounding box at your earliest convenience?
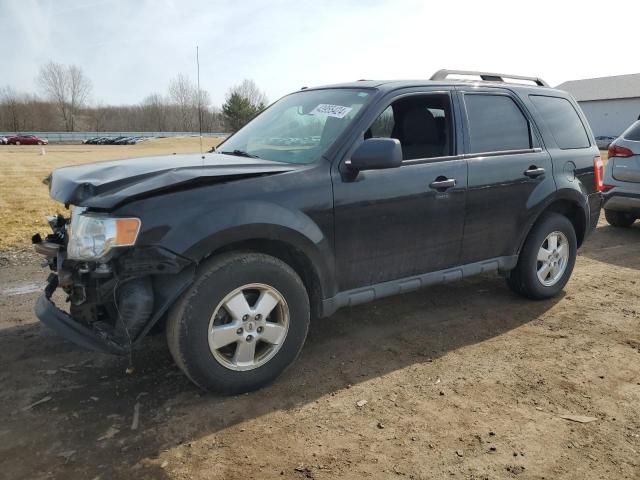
[67,209,141,261]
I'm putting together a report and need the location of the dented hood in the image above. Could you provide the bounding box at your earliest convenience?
[48,152,301,209]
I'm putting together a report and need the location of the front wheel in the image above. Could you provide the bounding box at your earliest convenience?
[166,252,310,394]
[604,209,636,228]
[506,213,577,300]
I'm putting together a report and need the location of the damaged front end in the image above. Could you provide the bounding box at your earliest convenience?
[33,210,195,355]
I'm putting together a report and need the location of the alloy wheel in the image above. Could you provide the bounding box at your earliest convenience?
[207,283,289,371]
[536,231,569,287]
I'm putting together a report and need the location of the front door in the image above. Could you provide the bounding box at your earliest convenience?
[332,91,468,291]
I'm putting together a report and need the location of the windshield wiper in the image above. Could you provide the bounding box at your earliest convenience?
[219,149,261,159]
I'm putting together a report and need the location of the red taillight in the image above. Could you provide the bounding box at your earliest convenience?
[593,155,604,192]
[608,144,633,158]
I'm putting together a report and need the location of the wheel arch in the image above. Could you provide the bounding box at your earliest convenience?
[517,193,589,254]
[139,199,337,318]
[205,237,327,319]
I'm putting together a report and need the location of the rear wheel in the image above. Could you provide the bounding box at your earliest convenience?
[507,213,577,300]
[166,252,310,394]
[15,141,20,145]
[604,209,636,228]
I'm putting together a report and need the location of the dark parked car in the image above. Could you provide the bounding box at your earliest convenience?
[8,134,48,145]
[33,70,603,393]
[602,120,640,227]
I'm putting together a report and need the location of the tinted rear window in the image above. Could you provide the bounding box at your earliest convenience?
[464,94,531,153]
[529,95,590,149]
[623,121,640,141]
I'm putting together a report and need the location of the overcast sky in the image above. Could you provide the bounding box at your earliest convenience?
[1,0,638,108]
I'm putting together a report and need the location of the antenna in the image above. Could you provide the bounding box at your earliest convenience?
[196,45,204,159]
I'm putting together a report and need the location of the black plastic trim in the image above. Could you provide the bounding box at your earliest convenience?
[35,294,128,355]
[320,255,518,317]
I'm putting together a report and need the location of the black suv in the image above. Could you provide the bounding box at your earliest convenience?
[34,70,603,393]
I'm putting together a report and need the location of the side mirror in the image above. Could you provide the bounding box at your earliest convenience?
[347,138,402,171]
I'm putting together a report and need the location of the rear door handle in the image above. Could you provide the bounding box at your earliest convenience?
[524,166,545,178]
[429,178,456,190]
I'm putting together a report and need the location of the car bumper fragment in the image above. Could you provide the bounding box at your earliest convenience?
[34,274,128,355]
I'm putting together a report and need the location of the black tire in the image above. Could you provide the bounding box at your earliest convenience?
[604,209,636,228]
[166,252,310,394]
[506,213,577,300]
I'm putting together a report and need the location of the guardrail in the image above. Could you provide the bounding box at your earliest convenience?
[0,131,229,143]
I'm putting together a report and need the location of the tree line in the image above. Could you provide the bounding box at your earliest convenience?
[0,61,268,133]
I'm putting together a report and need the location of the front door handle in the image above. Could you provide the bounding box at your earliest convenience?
[429,178,456,190]
[524,166,545,178]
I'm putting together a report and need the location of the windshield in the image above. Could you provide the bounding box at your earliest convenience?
[217,88,373,164]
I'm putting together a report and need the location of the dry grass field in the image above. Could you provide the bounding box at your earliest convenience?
[0,137,223,251]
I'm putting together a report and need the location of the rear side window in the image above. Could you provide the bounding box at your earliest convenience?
[623,121,640,141]
[463,94,531,153]
[529,95,590,149]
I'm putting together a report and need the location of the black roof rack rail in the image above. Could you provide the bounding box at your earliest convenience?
[430,69,549,87]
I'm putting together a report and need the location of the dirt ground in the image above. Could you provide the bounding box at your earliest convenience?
[0,218,638,479]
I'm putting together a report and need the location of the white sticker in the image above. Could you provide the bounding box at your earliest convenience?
[310,104,353,119]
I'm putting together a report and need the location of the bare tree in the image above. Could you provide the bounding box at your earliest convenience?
[0,88,58,132]
[141,93,168,131]
[88,103,110,133]
[195,88,211,134]
[37,61,92,131]
[168,74,197,131]
[68,65,92,130]
[0,86,22,132]
[233,79,268,109]
[222,79,268,131]
[2,69,224,133]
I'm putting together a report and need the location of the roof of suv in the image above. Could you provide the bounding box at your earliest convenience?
[309,79,564,93]
[305,70,566,96]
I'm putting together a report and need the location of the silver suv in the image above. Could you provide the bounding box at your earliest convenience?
[603,120,640,227]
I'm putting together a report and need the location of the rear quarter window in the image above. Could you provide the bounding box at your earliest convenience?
[623,121,640,141]
[529,95,590,149]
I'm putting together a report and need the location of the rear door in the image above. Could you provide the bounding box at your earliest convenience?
[457,88,555,264]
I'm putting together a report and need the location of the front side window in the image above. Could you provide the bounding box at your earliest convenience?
[529,95,590,149]
[464,94,531,154]
[365,93,453,160]
[217,88,372,164]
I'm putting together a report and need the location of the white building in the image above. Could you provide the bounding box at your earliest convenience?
[556,73,640,138]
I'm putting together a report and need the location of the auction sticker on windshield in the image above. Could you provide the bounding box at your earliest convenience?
[310,104,353,118]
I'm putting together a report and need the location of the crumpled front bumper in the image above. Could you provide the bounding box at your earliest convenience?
[34,274,128,355]
[33,245,197,356]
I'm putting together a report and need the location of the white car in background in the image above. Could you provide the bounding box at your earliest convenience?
[0,136,8,145]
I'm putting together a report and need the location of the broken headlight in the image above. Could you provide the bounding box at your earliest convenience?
[67,209,141,261]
